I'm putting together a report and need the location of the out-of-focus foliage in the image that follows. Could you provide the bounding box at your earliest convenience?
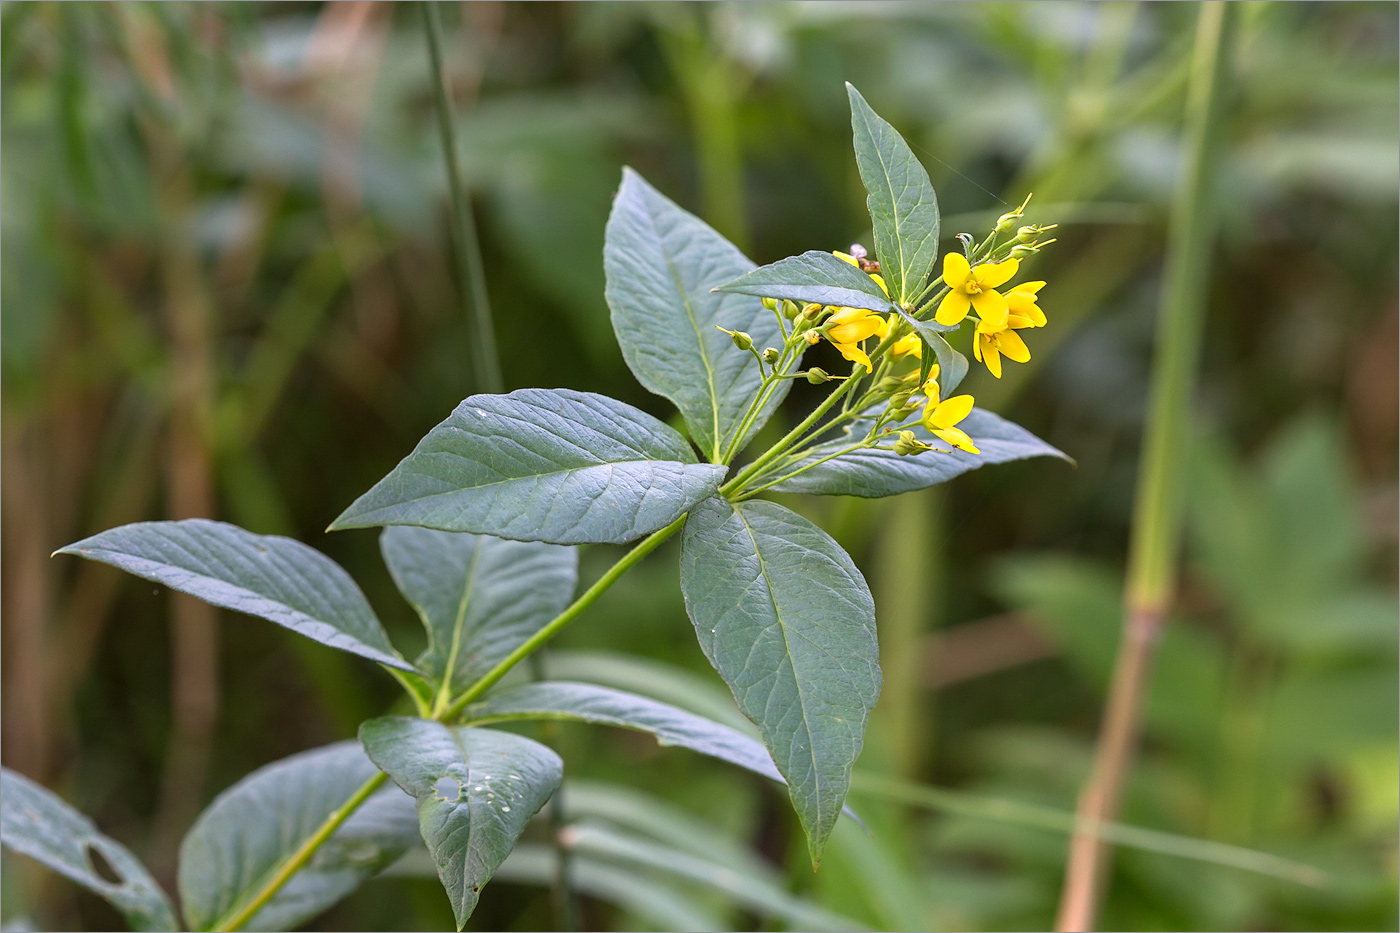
[2,2,1394,931]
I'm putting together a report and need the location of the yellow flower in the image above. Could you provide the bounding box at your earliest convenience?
[1006,281,1047,328]
[935,253,1020,326]
[920,375,979,454]
[971,279,1047,378]
[890,332,922,358]
[824,307,884,371]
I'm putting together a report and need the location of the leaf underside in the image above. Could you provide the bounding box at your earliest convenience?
[1,768,179,932]
[178,742,419,932]
[715,250,896,314]
[678,496,881,865]
[332,388,727,545]
[773,408,1071,498]
[56,519,411,670]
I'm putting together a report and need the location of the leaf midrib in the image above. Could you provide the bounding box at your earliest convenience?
[856,104,912,304]
[730,502,824,834]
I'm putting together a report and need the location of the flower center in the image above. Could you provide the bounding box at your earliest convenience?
[965,278,983,295]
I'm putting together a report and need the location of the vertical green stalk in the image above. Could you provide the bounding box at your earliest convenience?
[1055,4,1234,930]
[421,0,502,394]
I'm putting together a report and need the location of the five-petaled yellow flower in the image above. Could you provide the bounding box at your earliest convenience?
[974,280,1046,378]
[824,307,885,371]
[920,375,979,454]
[935,253,1020,326]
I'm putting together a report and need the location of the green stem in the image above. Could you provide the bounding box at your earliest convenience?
[210,771,389,932]
[731,440,869,501]
[721,368,863,496]
[421,0,502,395]
[440,514,688,720]
[1055,5,1234,930]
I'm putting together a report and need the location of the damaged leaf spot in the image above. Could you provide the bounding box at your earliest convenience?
[433,776,462,802]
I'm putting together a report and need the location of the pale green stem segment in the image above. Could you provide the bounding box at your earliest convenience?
[211,770,390,932]
[422,0,502,395]
[1056,5,1235,931]
[721,365,864,496]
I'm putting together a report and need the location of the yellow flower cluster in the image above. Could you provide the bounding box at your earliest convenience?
[935,253,1047,379]
[823,253,922,370]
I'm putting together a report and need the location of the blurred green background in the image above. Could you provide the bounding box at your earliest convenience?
[2,2,1396,930]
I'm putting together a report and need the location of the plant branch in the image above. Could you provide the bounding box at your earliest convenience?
[421,0,502,394]
[1054,4,1234,930]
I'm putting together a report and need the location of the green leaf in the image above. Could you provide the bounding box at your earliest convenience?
[927,331,969,393]
[55,520,411,670]
[331,389,727,545]
[380,528,578,695]
[605,168,789,462]
[358,718,562,930]
[846,83,940,304]
[714,250,896,313]
[772,409,1069,497]
[464,681,781,783]
[564,822,862,931]
[679,497,880,865]
[1,768,178,932]
[178,742,419,932]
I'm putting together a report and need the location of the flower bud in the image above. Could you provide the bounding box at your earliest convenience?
[875,375,907,396]
[761,297,778,311]
[1016,225,1037,243]
[800,303,823,322]
[1010,244,1035,259]
[995,211,1020,233]
[894,430,933,456]
[889,390,914,412]
[730,330,752,350]
[804,330,822,345]
[782,299,801,320]
[761,347,780,364]
[806,367,831,384]
[848,243,868,260]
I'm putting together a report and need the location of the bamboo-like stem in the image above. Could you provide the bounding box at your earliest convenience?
[421,0,502,394]
[1054,4,1234,930]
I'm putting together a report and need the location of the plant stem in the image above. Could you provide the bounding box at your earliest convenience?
[211,771,389,932]
[1054,4,1234,930]
[721,368,863,496]
[441,514,688,720]
[421,0,502,394]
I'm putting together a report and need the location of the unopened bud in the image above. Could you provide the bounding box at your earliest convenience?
[995,211,1020,233]
[761,347,780,365]
[730,330,752,350]
[761,297,778,311]
[800,303,823,322]
[804,330,822,345]
[894,430,933,456]
[1010,244,1035,259]
[782,299,801,320]
[875,376,906,395]
[806,367,831,384]
[889,390,914,412]
[1016,223,1057,244]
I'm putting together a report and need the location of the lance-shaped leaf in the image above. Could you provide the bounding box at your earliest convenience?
[380,528,577,695]
[771,409,1070,498]
[927,330,969,393]
[605,168,789,462]
[464,681,782,783]
[179,742,419,932]
[332,389,727,545]
[715,250,896,314]
[847,83,940,304]
[359,719,562,930]
[56,520,411,670]
[1,768,178,932]
[679,497,880,865]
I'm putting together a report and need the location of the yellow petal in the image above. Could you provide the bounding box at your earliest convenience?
[933,426,980,454]
[972,334,983,362]
[877,316,893,340]
[828,306,865,324]
[971,288,1008,328]
[1007,294,1046,327]
[935,289,971,326]
[929,393,974,429]
[834,340,871,371]
[975,258,1020,288]
[1009,280,1045,296]
[942,251,971,288]
[1008,310,1044,329]
[923,376,941,406]
[870,273,889,296]
[833,251,858,266]
[996,328,1031,363]
[982,339,1003,378]
[892,334,921,357]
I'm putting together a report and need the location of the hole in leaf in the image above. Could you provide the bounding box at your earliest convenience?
[85,843,122,885]
[432,776,462,802]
